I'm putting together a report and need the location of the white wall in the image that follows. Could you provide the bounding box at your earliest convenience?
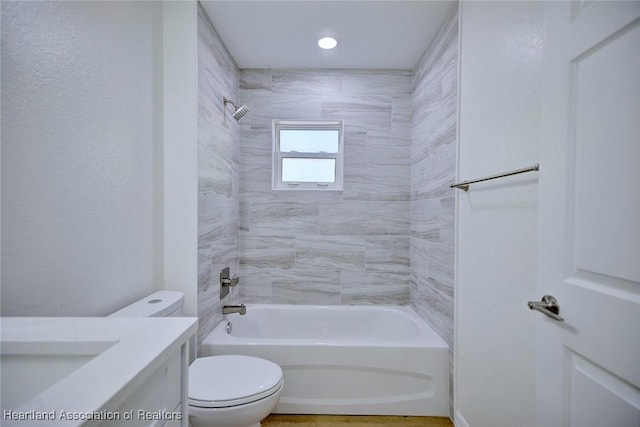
[1,1,160,315]
[455,2,543,426]
[162,1,199,319]
[1,1,199,317]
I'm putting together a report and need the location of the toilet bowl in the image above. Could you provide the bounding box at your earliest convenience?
[109,291,283,427]
[188,355,283,427]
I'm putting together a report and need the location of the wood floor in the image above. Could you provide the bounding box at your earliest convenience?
[262,415,454,427]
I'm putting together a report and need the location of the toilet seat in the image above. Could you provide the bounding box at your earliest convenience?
[188,355,283,409]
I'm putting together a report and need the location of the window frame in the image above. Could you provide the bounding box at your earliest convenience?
[272,119,344,191]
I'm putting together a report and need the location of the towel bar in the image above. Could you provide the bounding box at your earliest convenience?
[450,164,539,191]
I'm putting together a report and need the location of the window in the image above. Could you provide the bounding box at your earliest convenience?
[272,120,344,190]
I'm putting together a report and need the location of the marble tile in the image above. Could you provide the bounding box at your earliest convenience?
[341,271,411,294]
[238,129,272,164]
[197,284,224,348]
[344,131,368,170]
[198,9,237,75]
[239,69,272,92]
[239,164,272,199]
[238,266,272,303]
[388,202,411,236]
[392,96,413,137]
[414,277,454,349]
[272,69,343,96]
[411,141,456,201]
[270,94,324,121]
[239,200,250,234]
[410,237,430,278]
[339,270,369,288]
[248,200,320,236]
[268,189,344,204]
[321,95,392,132]
[367,272,412,288]
[248,93,324,130]
[413,11,458,86]
[198,119,234,196]
[441,61,458,99]
[410,9,458,356]
[208,236,239,285]
[427,242,455,299]
[198,244,213,292]
[197,3,240,345]
[239,236,295,269]
[318,201,391,236]
[199,192,239,242]
[198,238,238,346]
[295,236,366,271]
[236,92,274,131]
[412,94,457,165]
[341,284,410,305]
[367,130,411,166]
[238,69,413,306]
[271,269,341,304]
[342,70,412,96]
[365,237,410,274]
[344,164,410,201]
[413,78,443,118]
[440,197,455,245]
[411,198,441,241]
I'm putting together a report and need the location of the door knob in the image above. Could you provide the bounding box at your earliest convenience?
[528,295,564,321]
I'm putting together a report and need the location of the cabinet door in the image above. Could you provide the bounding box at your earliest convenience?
[105,350,184,427]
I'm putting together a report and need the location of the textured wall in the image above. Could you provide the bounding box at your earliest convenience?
[197,4,240,346]
[410,10,458,350]
[1,1,161,316]
[455,3,541,426]
[237,69,412,305]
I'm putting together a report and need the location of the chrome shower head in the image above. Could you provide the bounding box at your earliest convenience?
[232,104,250,121]
[223,97,250,122]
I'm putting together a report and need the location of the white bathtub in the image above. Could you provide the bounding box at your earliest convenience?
[199,304,449,416]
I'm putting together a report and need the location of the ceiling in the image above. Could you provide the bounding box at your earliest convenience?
[199,1,457,70]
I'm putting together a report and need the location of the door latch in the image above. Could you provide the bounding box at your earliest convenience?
[528,295,564,321]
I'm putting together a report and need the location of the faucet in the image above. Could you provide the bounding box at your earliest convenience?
[222,304,246,315]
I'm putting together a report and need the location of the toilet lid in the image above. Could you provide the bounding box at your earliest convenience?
[188,355,283,408]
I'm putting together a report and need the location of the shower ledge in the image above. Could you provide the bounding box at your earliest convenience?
[1,316,197,426]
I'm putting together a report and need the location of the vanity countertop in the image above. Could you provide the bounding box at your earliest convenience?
[1,316,197,426]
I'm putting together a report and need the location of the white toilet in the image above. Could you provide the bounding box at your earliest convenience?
[110,291,283,427]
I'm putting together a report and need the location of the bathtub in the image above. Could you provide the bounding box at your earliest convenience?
[199,304,449,416]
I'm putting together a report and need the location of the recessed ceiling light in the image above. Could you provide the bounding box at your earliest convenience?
[317,37,338,50]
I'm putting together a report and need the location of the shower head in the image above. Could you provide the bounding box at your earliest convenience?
[223,97,250,121]
[232,104,250,121]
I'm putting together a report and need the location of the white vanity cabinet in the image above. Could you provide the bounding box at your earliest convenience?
[0,317,197,427]
[105,344,188,427]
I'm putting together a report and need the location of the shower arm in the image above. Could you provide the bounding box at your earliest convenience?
[223,97,239,110]
[223,96,250,121]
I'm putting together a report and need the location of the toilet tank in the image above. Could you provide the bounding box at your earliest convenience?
[109,291,184,317]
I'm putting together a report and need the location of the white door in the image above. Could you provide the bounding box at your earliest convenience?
[536,1,640,426]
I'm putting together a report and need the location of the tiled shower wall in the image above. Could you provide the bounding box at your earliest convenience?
[237,69,413,304]
[197,4,241,346]
[410,11,458,350]
[197,3,457,352]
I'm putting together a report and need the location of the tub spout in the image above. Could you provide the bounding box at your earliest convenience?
[222,304,246,315]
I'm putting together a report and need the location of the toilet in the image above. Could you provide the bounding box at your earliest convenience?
[110,291,283,427]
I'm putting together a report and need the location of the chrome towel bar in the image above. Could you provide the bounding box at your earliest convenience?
[450,163,539,191]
